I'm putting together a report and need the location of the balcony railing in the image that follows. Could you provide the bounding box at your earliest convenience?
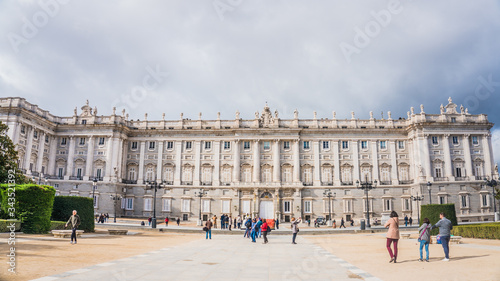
[434,177,447,181]
[122,179,137,184]
[181,181,193,185]
[341,181,353,186]
[69,176,83,181]
[455,177,467,181]
[164,181,174,185]
[399,180,414,184]
[303,182,313,186]
[475,176,484,181]
[201,182,212,186]
[322,182,334,186]
[379,181,391,185]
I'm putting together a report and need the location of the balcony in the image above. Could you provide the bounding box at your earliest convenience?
[475,176,484,181]
[164,181,174,185]
[455,177,467,181]
[434,177,447,182]
[379,181,391,185]
[122,179,137,184]
[69,176,83,181]
[201,182,212,186]
[303,182,313,186]
[399,180,414,185]
[322,182,334,186]
[341,181,353,186]
[181,181,193,185]
[221,182,231,186]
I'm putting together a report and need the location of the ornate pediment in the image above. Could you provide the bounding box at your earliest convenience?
[80,100,93,117]
[256,103,278,128]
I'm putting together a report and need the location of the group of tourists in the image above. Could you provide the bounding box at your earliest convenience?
[95,213,108,223]
[385,211,453,263]
[403,215,414,227]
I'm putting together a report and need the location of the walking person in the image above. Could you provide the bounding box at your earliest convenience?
[244,218,252,238]
[176,217,180,226]
[339,217,346,228]
[237,215,242,229]
[256,218,263,238]
[275,218,279,229]
[409,217,413,226]
[213,215,217,229]
[228,216,232,231]
[220,214,225,229]
[384,211,400,263]
[205,219,213,240]
[65,210,81,245]
[261,220,269,244]
[250,218,258,243]
[404,215,408,227]
[291,217,301,244]
[431,212,453,261]
[165,217,169,226]
[148,217,152,226]
[418,218,432,262]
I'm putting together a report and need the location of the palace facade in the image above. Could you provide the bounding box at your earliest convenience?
[0,97,498,223]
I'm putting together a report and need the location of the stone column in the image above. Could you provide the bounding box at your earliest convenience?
[483,134,493,178]
[389,140,399,185]
[194,141,201,185]
[174,141,182,185]
[156,141,164,182]
[47,136,57,176]
[104,136,114,181]
[273,139,281,182]
[293,139,301,182]
[443,135,454,180]
[463,135,473,180]
[232,140,240,182]
[253,140,260,183]
[84,136,94,180]
[352,140,360,183]
[422,135,432,181]
[35,131,45,173]
[313,140,321,186]
[138,141,146,184]
[65,136,75,180]
[253,188,259,217]
[333,140,341,186]
[214,140,221,186]
[293,188,302,218]
[371,141,379,182]
[24,126,33,172]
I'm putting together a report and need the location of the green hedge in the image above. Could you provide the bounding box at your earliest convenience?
[50,221,66,231]
[0,219,21,232]
[420,204,458,236]
[452,223,500,239]
[0,184,56,234]
[51,196,94,232]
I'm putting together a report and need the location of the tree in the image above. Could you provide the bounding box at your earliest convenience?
[0,121,28,184]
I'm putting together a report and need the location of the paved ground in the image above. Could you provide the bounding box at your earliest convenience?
[30,235,381,281]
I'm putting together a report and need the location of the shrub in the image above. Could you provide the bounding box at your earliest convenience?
[50,221,67,230]
[420,204,457,236]
[452,223,500,239]
[0,184,56,234]
[0,219,21,232]
[51,196,94,232]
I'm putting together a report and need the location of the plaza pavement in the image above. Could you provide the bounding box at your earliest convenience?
[30,234,382,281]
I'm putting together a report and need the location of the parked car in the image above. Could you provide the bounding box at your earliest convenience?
[316,216,327,225]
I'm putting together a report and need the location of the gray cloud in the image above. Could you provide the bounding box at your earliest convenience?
[1,0,500,162]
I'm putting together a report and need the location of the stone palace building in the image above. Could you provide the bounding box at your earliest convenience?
[0,97,498,223]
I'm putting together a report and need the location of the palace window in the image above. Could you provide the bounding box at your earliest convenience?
[61,137,67,145]
[34,130,38,139]
[186,141,192,149]
[205,141,212,150]
[282,167,292,183]
[98,137,105,145]
[202,199,210,213]
[361,141,368,149]
[242,167,252,182]
[21,125,25,134]
[131,142,138,150]
[304,201,312,213]
[162,199,171,212]
[284,201,291,213]
[481,194,489,207]
[167,141,174,149]
[222,167,231,184]
[224,141,231,150]
[262,167,272,183]
[182,199,191,212]
[323,141,329,149]
[383,199,392,212]
[128,167,136,180]
[144,198,152,211]
[398,141,405,149]
[79,138,85,145]
[244,141,251,150]
[303,141,310,149]
[283,141,290,149]
[380,141,387,149]
[45,135,49,143]
[149,141,155,150]
[263,141,270,150]
[452,136,459,145]
[342,141,349,149]
[164,167,174,182]
[432,136,439,145]
[461,195,468,208]
[125,198,134,210]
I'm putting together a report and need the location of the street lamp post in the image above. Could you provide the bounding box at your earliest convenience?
[92,178,98,214]
[356,177,377,228]
[411,193,424,225]
[146,180,165,228]
[110,192,121,223]
[323,189,335,226]
[427,182,432,204]
[484,178,498,221]
[195,189,208,226]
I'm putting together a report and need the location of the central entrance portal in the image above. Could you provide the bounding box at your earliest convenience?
[259,201,274,219]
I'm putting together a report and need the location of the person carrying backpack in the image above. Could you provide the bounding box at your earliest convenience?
[244,218,252,238]
[261,220,270,244]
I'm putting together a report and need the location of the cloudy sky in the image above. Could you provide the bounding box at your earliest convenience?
[1,0,500,162]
